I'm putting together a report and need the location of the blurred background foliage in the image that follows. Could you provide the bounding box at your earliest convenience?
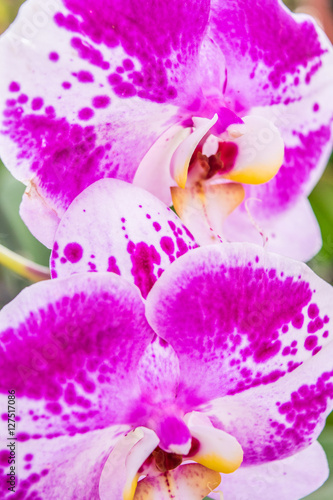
[0,1,332,499]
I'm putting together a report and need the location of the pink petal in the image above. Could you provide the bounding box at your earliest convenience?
[0,0,210,246]
[201,341,333,465]
[0,272,155,438]
[0,424,128,500]
[223,197,322,261]
[146,243,332,410]
[51,179,197,298]
[206,1,333,260]
[209,441,328,500]
[207,0,333,112]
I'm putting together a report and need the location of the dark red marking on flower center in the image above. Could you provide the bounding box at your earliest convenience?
[153,447,183,472]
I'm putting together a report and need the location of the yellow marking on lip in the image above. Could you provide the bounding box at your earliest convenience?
[223,160,282,185]
[123,473,139,500]
[191,451,243,474]
[174,161,190,189]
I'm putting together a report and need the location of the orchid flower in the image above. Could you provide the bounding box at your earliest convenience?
[0,0,332,260]
[1,232,333,499]
[2,178,333,500]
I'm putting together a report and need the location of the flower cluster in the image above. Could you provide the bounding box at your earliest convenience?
[0,1,333,500]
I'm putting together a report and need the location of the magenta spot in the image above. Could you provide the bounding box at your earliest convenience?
[308,303,319,319]
[64,383,76,405]
[304,335,318,351]
[18,94,28,104]
[92,95,111,108]
[146,214,151,219]
[17,433,30,442]
[153,222,161,232]
[62,81,72,89]
[9,81,20,92]
[130,241,161,298]
[160,236,175,255]
[313,103,319,112]
[292,313,304,329]
[323,331,329,338]
[123,58,134,71]
[45,106,55,115]
[78,107,94,120]
[107,256,121,275]
[77,70,94,83]
[64,243,83,263]
[254,340,281,362]
[49,52,59,62]
[45,402,62,414]
[113,82,136,98]
[108,73,122,85]
[0,450,10,465]
[31,98,44,111]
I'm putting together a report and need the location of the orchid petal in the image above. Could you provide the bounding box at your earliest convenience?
[207,0,333,112]
[146,243,332,411]
[200,340,333,464]
[185,412,243,474]
[137,336,180,406]
[171,182,245,245]
[0,424,128,500]
[206,0,333,260]
[0,273,155,437]
[223,197,322,261]
[134,464,221,500]
[0,0,211,246]
[99,427,159,500]
[222,116,284,185]
[51,179,197,298]
[170,115,218,188]
[208,441,328,500]
[134,125,191,206]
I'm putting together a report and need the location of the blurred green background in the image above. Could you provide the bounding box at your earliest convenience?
[0,1,332,499]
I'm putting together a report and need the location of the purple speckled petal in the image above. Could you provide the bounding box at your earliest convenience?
[0,272,155,440]
[223,197,322,261]
[0,0,210,246]
[208,0,333,112]
[206,0,333,260]
[146,243,332,411]
[51,179,197,298]
[209,441,328,500]
[0,424,127,500]
[199,340,333,464]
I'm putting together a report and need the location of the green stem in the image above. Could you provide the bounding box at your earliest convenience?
[0,243,50,282]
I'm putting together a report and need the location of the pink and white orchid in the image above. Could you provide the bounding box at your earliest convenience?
[1,179,332,500]
[0,240,333,499]
[0,0,332,260]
